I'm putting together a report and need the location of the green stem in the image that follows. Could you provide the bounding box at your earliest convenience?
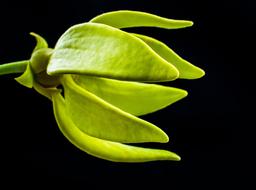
[0,60,29,76]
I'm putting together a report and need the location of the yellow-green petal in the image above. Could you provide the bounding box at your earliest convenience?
[47,23,179,82]
[133,33,205,79]
[90,10,193,29]
[61,75,169,143]
[52,92,180,162]
[73,75,187,116]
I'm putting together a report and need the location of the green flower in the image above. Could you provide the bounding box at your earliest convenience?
[0,10,204,162]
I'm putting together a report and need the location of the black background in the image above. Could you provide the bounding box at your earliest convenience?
[0,0,250,188]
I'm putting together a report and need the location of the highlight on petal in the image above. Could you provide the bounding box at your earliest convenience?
[73,75,188,116]
[47,22,179,82]
[90,10,193,29]
[61,75,169,143]
[133,33,205,79]
[52,92,181,162]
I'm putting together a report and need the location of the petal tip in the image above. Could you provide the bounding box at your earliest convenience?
[174,154,181,161]
[182,90,189,98]
[162,133,169,143]
[165,64,179,81]
[164,151,181,161]
[192,67,205,79]
[187,21,194,27]
[199,68,206,77]
[176,20,194,28]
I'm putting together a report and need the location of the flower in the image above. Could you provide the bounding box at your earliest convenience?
[0,10,204,162]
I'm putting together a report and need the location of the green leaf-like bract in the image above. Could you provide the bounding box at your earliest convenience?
[30,32,48,52]
[15,64,34,88]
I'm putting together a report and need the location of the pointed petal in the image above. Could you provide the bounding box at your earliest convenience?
[73,75,187,116]
[134,34,205,79]
[61,75,169,143]
[90,10,193,29]
[52,92,181,162]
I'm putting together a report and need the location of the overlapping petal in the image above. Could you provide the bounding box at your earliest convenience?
[133,34,205,79]
[61,75,169,143]
[73,75,187,116]
[0,10,206,162]
[47,23,179,82]
[52,92,180,162]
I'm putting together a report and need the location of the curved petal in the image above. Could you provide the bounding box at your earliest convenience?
[52,92,180,162]
[73,75,187,116]
[133,33,205,79]
[90,10,193,29]
[47,23,179,82]
[61,75,169,143]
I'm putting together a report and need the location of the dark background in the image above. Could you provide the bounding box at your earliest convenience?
[0,0,250,188]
